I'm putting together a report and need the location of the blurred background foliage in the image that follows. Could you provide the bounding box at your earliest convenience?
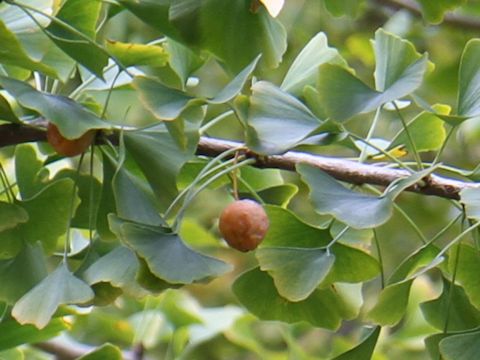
[3,0,480,359]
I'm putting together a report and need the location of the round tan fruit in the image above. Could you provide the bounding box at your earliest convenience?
[219,199,269,252]
[46,123,96,157]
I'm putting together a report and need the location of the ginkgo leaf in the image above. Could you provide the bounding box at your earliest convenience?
[12,262,94,329]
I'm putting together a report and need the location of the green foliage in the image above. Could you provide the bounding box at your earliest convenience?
[0,0,479,358]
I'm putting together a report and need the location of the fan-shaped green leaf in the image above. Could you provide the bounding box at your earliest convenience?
[458,39,480,118]
[0,93,20,123]
[112,220,232,284]
[45,0,108,78]
[246,81,323,154]
[232,267,355,330]
[83,246,146,297]
[332,326,381,360]
[281,32,346,95]
[0,202,28,232]
[324,0,364,17]
[440,330,480,360]
[165,38,204,87]
[417,0,466,24]
[0,243,47,304]
[0,21,56,77]
[448,244,480,309]
[0,76,110,139]
[0,318,68,352]
[298,163,392,228]
[460,188,480,220]
[421,277,480,331]
[317,30,429,121]
[105,41,168,68]
[390,104,448,152]
[12,262,94,329]
[367,280,413,326]
[124,126,198,210]
[208,54,261,104]
[133,76,194,120]
[256,247,335,301]
[14,145,48,200]
[78,343,123,360]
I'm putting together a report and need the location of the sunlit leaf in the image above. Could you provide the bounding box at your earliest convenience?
[12,262,94,328]
[105,40,169,68]
[259,0,284,18]
[389,104,448,152]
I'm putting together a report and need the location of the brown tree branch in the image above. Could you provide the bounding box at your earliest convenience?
[373,0,480,30]
[1,124,477,200]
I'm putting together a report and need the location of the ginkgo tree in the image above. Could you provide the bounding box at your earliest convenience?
[1,0,480,359]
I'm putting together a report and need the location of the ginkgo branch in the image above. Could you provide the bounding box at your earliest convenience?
[1,123,477,200]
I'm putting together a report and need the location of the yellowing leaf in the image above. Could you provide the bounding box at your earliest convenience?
[106,40,169,68]
[260,0,285,17]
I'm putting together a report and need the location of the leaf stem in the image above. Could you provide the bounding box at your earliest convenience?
[63,153,85,261]
[199,110,235,135]
[172,158,256,231]
[374,229,385,289]
[326,225,350,252]
[394,102,423,169]
[163,147,243,219]
[432,126,455,166]
[359,107,381,163]
[349,133,414,172]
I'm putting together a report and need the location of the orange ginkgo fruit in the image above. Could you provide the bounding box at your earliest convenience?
[46,123,96,157]
[219,199,269,252]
